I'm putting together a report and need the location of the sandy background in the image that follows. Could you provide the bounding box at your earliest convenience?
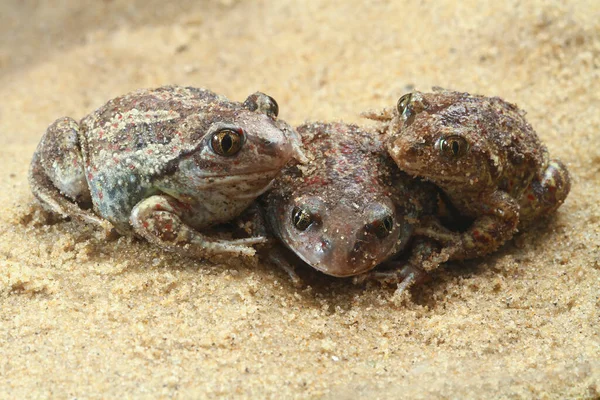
[1,0,599,398]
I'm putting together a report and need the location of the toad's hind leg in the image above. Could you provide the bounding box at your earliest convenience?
[29,117,112,231]
[518,159,571,227]
[130,195,268,259]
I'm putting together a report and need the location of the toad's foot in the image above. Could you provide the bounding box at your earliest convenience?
[265,246,303,287]
[353,237,438,292]
[518,159,571,227]
[353,262,430,296]
[130,195,266,258]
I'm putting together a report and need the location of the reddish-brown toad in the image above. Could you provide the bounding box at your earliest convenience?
[262,122,437,284]
[377,88,571,260]
[29,86,304,258]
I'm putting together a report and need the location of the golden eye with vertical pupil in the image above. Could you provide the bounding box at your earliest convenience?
[438,135,469,158]
[210,128,245,156]
[374,215,395,239]
[367,215,394,239]
[397,93,413,117]
[292,206,313,231]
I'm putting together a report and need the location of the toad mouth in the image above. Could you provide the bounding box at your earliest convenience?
[183,171,279,198]
[195,169,280,181]
[280,237,379,278]
[161,171,278,202]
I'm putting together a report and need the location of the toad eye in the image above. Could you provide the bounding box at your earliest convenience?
[243,92,279,119]
[438,135,469,158]
[396,93,413,118]
[292,206,313,231]
[264,94,279,118]
[369,215,395,239]
[376,215,395,238]
[210,128,245,156]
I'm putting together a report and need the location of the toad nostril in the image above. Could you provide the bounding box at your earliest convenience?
[351,239,367,257]
[407,144,422,158]
[260,137,281,157]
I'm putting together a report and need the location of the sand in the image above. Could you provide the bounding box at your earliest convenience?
[1,0,599,398]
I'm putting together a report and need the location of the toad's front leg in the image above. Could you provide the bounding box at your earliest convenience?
[518,159,571,227]
[417,191,520,260]
[236,204,302,286]
[130,195,267,258]
[353,238,439,293]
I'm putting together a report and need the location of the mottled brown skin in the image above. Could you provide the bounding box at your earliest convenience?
[379,88,571,260]
[29,86,304,258]
[263,122,437,282]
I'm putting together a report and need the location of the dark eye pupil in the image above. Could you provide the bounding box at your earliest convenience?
[451,140,460,155]
[221,134,233,153]
[383,216,393,231]
[292,207,312,231]
[266,95,279,118]
[372,215,394,239]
